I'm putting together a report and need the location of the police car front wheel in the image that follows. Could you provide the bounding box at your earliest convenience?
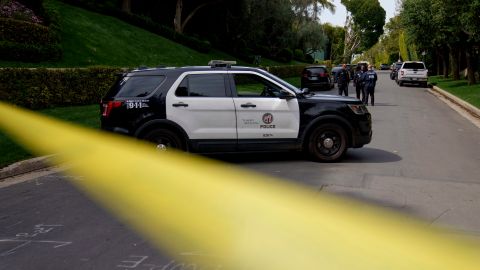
[307,123,347,162]
[143,129,185,151]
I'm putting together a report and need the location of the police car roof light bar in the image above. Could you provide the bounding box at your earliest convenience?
[208,60,237,68]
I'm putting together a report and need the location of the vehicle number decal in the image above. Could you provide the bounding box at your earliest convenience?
[126,100,149,109]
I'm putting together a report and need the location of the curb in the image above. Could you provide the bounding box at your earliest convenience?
[0,155,54,180]
[429,85,480,128]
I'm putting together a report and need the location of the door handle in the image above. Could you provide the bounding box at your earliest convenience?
[173,102,188,107]
[241,103,256,108]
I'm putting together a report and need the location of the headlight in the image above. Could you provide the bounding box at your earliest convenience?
[348,104,368,115]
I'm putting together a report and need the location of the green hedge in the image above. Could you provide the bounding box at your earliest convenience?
[0,67,124,109]
[0,65,303,110]
[265,64,307,78]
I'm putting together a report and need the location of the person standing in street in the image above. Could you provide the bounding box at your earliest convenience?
[336,64,350,96]
[353,65,363,100]
[362,65,378,106]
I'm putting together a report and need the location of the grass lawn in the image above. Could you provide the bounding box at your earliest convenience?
[0,105,99,168]
[429,76,480,109]
[0,0,296,68]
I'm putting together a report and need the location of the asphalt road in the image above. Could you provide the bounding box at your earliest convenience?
[1,71,480,269]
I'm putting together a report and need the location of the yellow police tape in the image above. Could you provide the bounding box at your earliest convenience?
[0,101,479,269]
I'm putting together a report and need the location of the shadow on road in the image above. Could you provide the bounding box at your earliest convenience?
[343,147,402,163]
[204,147,401,164]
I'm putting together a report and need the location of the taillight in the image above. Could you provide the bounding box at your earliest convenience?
[302,72,308,78]
[401,70,404,76]
[102,100,123,117]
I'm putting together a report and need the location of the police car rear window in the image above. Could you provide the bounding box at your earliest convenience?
[305,67,326,75]
[107,75,165,98]
[175,74,226,97]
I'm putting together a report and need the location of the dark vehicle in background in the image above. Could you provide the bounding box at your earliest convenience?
[331,66,342,84]
[380,63,390,70]
[301,65,334,90]
[390,62,403,80]
[331,64,354,84]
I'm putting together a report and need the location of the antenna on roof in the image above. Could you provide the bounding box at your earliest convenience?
[208,60,237,68]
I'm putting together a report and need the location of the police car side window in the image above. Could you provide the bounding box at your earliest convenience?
[233,74,282,98]
[175,74,226,97]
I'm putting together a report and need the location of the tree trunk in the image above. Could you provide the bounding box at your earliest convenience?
[174,0,215,34]
[442,47,449,79]
[449,45,460,80]
[466,46,476,85]
[436,48,441,76]
[121,0,131,13]
[174,0,183,33]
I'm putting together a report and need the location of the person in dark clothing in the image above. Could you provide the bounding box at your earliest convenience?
[362,65,378,106]
[336,64,350,96]
[353,65,363,100]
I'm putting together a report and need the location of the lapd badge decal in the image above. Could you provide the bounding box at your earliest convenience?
[261,113,275,128]
[262,113,274,124]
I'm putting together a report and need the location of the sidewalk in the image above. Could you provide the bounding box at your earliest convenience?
[428,86,480,129]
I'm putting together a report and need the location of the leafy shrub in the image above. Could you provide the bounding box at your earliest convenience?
[0,0,62,62]
[304,53,314,63]
[276,48,293,63]
[0,0,44,24]
[0,18,58,44]
[293,49,304,61]
[0,67,124,109]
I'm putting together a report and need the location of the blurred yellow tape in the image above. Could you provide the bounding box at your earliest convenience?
[1,101,479,269]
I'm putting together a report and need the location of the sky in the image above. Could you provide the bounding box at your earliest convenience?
[320,0,397,27]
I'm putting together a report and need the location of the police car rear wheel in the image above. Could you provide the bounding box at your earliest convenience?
[143,129,184,151]
[308,124,347,162]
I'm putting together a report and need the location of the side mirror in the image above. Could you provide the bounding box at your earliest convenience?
[301,88,310,94]
[279,90,296,99]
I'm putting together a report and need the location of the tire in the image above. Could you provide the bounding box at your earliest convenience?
[142,128,185,151]
[307,123,348,162]
[421,82,428,88]
[399,81,403,86]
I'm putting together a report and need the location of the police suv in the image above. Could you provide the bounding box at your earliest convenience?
[101,61,372,162]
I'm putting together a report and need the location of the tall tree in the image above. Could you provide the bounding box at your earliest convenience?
[291,0,335,21]
[323,23,345,62]
[341,0,386,63]
[460,0,480,84]
[173,0,218,34]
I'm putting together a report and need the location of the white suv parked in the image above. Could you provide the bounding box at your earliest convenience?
[397,61,428,87]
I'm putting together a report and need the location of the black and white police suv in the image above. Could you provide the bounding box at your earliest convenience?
[100,61,372,162]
